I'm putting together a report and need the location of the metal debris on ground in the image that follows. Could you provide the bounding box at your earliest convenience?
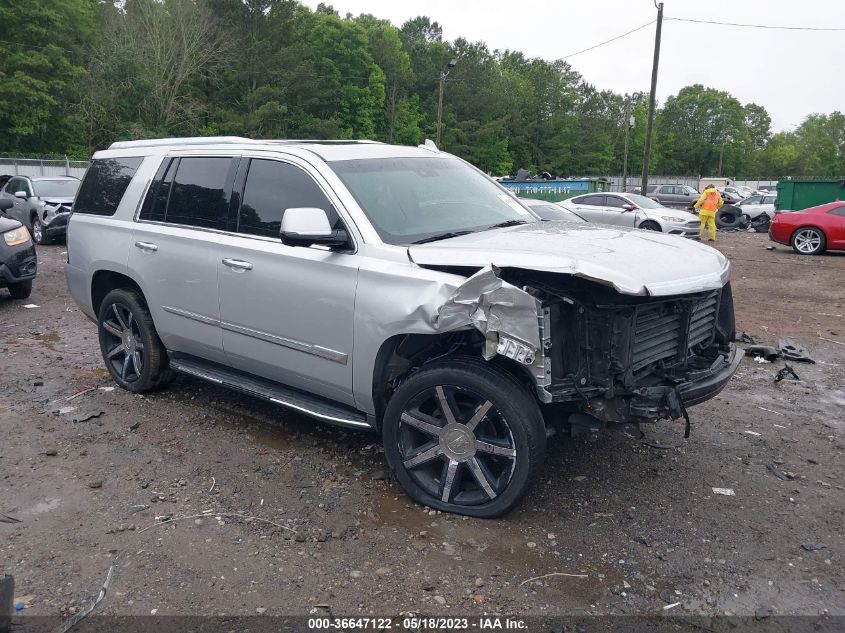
[774,364,800,383]
[21,304,39,309]
[54,555,122,633]
[69,410,104,424]
[766,463,794,481]
[778,340,815,363]
[66,386,96,401]
[712,487,736,496]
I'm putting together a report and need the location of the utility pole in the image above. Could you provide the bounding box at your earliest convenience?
[435,59,457,147]
[622,98,633,192]
[640,1,664,194]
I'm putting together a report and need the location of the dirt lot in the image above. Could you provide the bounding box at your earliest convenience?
[1,231,843,623]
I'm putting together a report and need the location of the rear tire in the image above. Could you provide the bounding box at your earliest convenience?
[97,288,175,392]
[7,280,32,299]
[382,357,546,518]
[791,227,825,255]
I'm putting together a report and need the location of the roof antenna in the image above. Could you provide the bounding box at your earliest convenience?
[419,139,439,152]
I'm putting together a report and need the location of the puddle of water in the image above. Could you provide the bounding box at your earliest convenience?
[34,331,61,352]
[246,423,295,452]
[27,497,62,515]
[372,492,617,602]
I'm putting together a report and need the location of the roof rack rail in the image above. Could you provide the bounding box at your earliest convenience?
[108,137,383,150]
[109,136,255,150]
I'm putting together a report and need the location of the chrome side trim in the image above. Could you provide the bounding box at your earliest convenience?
[175,364,223,384]
[268,397,371,428]
[161,305,348,365]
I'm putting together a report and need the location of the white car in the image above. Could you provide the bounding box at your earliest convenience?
[722,185,753,199]
[736,193,777,220]
[560,192,701,236]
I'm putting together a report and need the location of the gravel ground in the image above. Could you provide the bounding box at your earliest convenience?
[0,231,843,622]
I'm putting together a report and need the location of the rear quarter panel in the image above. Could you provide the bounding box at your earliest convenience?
[66,155,162,320]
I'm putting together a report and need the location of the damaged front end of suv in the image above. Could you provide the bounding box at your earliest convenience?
[404,226,741,439]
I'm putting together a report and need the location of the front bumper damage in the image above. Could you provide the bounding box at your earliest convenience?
[432,266,740,431]
[42,205,70,237]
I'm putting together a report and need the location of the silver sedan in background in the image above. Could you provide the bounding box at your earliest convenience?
[560,192,701,236]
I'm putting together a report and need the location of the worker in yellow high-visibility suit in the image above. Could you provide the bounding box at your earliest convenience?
[693,185,723,242]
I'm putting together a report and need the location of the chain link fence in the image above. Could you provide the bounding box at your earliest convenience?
[0,157,89,179]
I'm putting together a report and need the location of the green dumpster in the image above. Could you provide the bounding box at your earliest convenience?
[776,179,845,211]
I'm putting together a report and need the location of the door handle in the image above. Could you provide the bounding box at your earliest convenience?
[222,258,253,271]
[134,241,158,252]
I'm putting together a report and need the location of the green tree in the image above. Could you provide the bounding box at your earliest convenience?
[0,0,97,155]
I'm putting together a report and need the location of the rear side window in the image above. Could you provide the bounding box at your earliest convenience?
[74,157,143,216]
[166,158,232,229]
[237,159,340,238]
[829,206,845,218]
[139,157,234,229]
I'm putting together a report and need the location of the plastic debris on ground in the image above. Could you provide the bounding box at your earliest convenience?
[746,345,780,361]
[777,339,815,363]
[712,487,736,496]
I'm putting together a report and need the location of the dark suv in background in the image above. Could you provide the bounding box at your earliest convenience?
[630,184,700,209]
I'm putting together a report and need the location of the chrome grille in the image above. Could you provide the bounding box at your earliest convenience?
[631,307,683,372]
[688,293,719,348]
[630,292,720,373]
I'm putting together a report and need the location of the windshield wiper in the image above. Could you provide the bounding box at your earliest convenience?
[411,230,475,245]
[485,219,529,230]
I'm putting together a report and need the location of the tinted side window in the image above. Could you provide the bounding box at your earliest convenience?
[164,157,232,229]
[605,196,627,208]
[829,206,845,218]
[763,196,776,205]
[578,195,604,206]
[238,159,340,238]
[73,157,143,216]
[139,157,178,223]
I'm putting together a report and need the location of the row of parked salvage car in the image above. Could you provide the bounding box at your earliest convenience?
[0,174,80,300]
[525,189,844,256]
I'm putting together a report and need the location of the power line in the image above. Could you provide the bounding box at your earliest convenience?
[561,21,655,60]
[666,17,845,32]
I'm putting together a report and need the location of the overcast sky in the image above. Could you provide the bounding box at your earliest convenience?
[302,0,845,132]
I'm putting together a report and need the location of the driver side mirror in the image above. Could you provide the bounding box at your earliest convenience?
[14,190,28,199]
[280,207,349,248]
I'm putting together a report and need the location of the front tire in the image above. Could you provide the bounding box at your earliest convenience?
[97,288,174,392]
[639,220,661,231]
[31,216,51,245]
[7,280,32,299]
[791,227,825,255]
[382,358,546,518]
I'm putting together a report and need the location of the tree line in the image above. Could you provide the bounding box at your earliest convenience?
[1,0,843,179]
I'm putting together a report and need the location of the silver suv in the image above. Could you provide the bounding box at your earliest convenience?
[66,137,741,517]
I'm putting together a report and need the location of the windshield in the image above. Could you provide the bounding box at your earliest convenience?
[526,202,586,223]
[32,179,79,198]
[329,156,535,244]
[625,193,664,209]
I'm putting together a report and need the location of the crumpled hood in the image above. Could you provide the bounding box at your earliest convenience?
[408,221,731,297]
[40,197,74,207]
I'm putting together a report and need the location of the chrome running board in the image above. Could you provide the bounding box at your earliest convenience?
[168,353,372,431]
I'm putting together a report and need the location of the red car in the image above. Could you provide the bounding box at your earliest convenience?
[769,201,845,255]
